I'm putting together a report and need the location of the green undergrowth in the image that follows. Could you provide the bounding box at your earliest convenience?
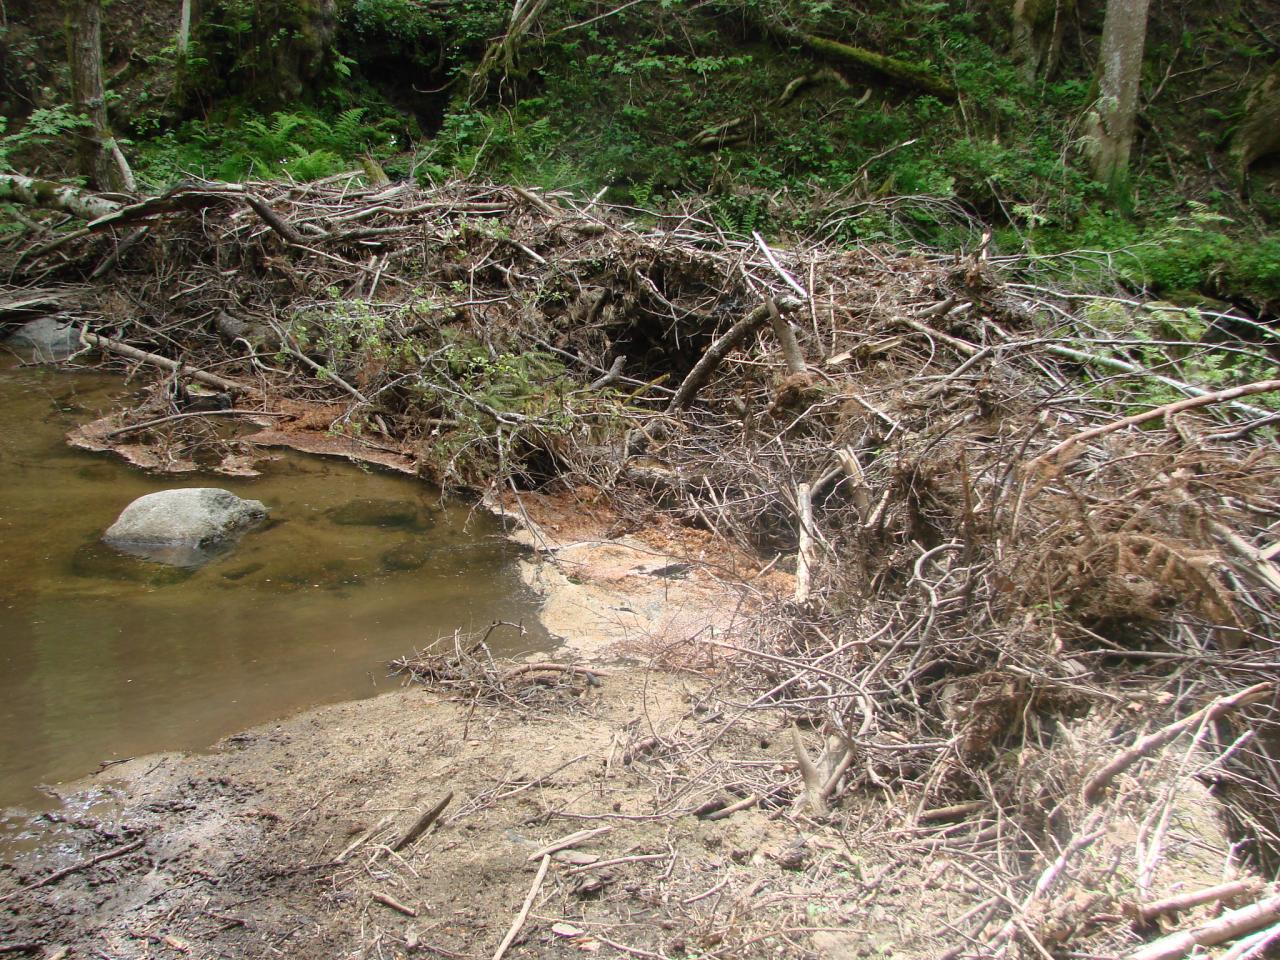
[130,104,409,186]
[5,0,1278,311]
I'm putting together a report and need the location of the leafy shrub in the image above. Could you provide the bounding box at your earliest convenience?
[0,106,89,172]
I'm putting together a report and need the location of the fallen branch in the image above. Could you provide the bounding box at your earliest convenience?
[0,172,122,221]
[0,838,145,903]
[703,793,760,821]
[504,662,608,682]
[1031,378,1280,474]
[753,18,956,99]
[372,890,418,917]
[104,408,289,438]
[790,727,828,817]
[492,854,551,960]
[1128,893,1280,960]
[244,194,307,245]
[1138,879,1261,923]
[769,298,807,376]
[667,297,800,412]
[392,791,453,852]
[526,826,612,861]
[754,231,809,302]
[80,329,260,397]
[794,481,816,604]
[588,355,626,391]
[331,814,393,865]
[1219,920,1280,960]
[1082,682,1273,804]
[987,323,1274,419]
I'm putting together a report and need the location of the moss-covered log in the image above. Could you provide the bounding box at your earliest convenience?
[758,20,956,100]
[0,173,121,220]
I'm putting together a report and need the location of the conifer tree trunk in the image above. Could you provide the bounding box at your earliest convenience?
[1083,0,1150,204]
[65,0,134,192]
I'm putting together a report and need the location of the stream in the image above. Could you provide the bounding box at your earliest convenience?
[0,359,547,829]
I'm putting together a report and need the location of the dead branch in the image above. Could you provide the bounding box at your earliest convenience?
[392,792,453,852]
[372,890,418,917]
[1128,892,1280,960]
[667,297,800,412]
[1082,683,1274,803]
[492,854,551,960]
[526,826,612,861]
[0,838,145,903]
[80,329,260,397]
[104,409,289,438]
[1031,377,1280,473]
[0,172,122,220]
[749,14,957,99]
[1138,879,1262,923]
[243,194,307,245]
[769,298,807,376]
[790,726,828,817]
[794,481,816,604]
[504,662,607,682]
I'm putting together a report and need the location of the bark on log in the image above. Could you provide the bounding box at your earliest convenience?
[0,173,122,220]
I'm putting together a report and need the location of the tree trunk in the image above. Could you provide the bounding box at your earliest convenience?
[65,0,134,193]
[1011,0,1074,82]
[1082,0,1150,204]
[177,0,193,58]
[1232,61,1280,189]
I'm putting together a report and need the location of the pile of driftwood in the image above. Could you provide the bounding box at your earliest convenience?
[4,170,1280,957]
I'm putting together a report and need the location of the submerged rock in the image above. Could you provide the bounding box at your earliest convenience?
[5,317,81,363]
[325,498,422,529]
[380,540,433,571]
[69,542,196,585]
[104,488,269,567]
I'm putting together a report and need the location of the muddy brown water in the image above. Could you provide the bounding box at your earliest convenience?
[0,360,548,834]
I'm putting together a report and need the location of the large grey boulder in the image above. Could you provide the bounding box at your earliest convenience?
[104,488,268,567]
[5,317,81,362]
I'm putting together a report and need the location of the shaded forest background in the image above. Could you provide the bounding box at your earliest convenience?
[1,0,1278,313]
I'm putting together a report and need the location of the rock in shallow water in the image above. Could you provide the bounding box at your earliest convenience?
[103,488,268,567]
[5,317,81,363]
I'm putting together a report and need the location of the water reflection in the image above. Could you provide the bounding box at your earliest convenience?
[0,360,547,815]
